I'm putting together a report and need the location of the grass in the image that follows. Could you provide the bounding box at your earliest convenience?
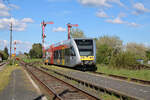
[0,65,21,92]
[97,64,150,81]
[22,58,42,63]
[101,93,120,100]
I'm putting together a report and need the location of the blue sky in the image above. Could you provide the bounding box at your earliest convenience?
[0,0,150,53]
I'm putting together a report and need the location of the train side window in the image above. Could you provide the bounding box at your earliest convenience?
[64,48,69,56]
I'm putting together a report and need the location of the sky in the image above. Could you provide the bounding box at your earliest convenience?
[0,0,150,53]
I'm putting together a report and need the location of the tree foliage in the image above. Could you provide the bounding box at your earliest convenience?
[110,51,138,69]
[96,35,123,49]
[126,43,147,59]
[29,43,42,58]
[70,28,85,38]
[96,36,123,65]
[0,51,7,60]
[0,47,9,60]
[146,50,150,60]
[96,44,112,64]
[4,47,9,59]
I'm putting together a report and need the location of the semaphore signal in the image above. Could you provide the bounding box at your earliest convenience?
[67,23,78,40]
[41,20,54,58]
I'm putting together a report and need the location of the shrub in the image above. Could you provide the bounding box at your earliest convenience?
[110,51,139,69]
[96,44,112,64]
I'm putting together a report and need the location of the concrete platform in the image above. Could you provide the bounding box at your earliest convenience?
[0,68,47,100]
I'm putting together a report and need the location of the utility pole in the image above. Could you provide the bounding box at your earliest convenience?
[10,22,12,59]
[41,20,54,58]
[67,23,78,40]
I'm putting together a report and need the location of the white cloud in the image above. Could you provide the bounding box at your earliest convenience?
[0,39,33,52]
[48,0,70,2]
[0,40,8,47]
[52,27,66,32]
[0,2,18,17]
[128,22,140,27]
[96,10,108,18]
[133,2,150,15]
[106,17,125,24]
[0,2,10,17]
[0,10,10,16]
[9,4,19,9]
[78,0,124,7]
[21,18,34,23]
[12,40,33,53]
[0,17,34,31]
[78,0,111,7]
[13,40,23,44]
[0,2,9,11]
[108,0,124,7]
[105,13,139,27]
[133,3,150,12]
[118,12,126,18]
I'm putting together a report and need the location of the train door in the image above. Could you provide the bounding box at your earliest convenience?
[64,48,70,66]
[70,46,76,66]
[62,47,65,65]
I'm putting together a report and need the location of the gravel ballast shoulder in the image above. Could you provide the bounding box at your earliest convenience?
[50,67,150,100]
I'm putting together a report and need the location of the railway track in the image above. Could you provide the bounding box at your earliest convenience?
[0,62,6,66]
[0,62,7,71]
[21,61,150,100]
[22,64,100,100]
[39,66,150,100]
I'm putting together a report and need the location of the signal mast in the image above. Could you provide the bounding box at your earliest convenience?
[41,20,54,58]
[67,23,78,40]
[14,41,16,57]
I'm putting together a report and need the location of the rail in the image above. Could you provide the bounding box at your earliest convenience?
[40,66,139,100]
[21,62,99,100]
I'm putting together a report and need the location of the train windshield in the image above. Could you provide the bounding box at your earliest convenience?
[75,39,93,56]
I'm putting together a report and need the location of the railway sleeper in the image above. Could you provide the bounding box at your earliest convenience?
[39,66,137,100]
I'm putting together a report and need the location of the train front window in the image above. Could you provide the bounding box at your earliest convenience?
[75,39,93,56]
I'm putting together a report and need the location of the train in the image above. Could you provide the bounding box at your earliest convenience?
[44,38,97,71]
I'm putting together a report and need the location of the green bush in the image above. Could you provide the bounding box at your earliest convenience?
[109,51,139,69]
[0,51,8,60]
[96,44,112,64]
[29,43,42,58]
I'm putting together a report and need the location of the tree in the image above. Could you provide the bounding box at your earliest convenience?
[96,35,123,49]
[110,51,138,69]
[70,28,86,38]
[0,51,8,60]
[96,36,123,64]
[4,47,9,59]
[96,44,112,64]
[126,43,147,59]
[29,43,42,58]
[146,50,150,60]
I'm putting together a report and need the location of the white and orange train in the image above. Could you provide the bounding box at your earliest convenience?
[45,38,97,71]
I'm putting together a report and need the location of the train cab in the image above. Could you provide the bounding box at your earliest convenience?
[73,38,96,70]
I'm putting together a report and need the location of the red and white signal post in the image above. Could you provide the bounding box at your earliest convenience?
[14,41,16,57]
[41,20,54,58]
[67,23,78,40]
